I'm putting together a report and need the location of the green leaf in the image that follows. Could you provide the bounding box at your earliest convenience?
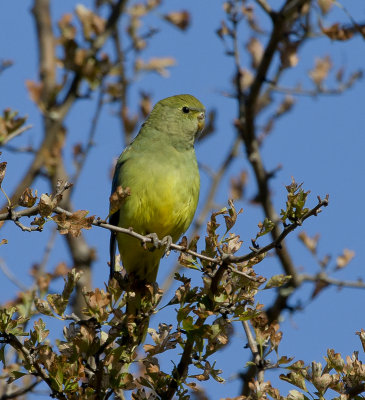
[256,218,275,239]
[182,316,195,332]
[8,370,27,383]
[264,274,292,289]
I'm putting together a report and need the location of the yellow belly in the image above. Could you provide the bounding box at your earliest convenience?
[116,165,199,281]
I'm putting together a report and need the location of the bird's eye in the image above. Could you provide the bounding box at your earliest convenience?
[182,106,190,114]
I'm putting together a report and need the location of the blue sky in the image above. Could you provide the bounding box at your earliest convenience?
[0,1,365,398]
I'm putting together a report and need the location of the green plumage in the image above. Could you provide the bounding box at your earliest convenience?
[110,94,205,316]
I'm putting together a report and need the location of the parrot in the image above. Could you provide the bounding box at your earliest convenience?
[109,94,205,324]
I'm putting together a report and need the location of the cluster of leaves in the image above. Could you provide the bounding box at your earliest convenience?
[0,109,28,145]
[0,183,338,400]
[0,198,272,398]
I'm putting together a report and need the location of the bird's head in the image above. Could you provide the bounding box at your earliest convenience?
[145,94,205,148]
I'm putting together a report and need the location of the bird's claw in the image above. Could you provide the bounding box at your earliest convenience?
[161,235,172,257]
[145,233,172,257]
[145,233,160,250]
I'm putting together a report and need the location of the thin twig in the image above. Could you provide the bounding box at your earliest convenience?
[0,125,33,146]
[298,273,365,289]
[242,320,264,382]
[0,378,41,400]
[0,258,28,291]
[255,0,272,15]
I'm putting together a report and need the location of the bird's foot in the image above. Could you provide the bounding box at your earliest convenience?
[144,233,172,257]
[161,235,172,257]
[145,233,160,250]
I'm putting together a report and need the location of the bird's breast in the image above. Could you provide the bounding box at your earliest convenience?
[119,150,199,241]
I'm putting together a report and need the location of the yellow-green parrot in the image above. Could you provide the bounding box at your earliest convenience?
[109,94,205,316]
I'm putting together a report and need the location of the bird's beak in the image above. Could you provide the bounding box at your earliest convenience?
[197,111,205,132]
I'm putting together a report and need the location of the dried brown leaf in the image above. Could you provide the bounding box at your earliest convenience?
[38,194,58,218]
[139,92,152,118]
[109,186,131,216]
[18,187,38,208]
[276,96,295,117]
[230,171,248,201]
[309,56,332,86]
[298,231,319,255]
[25,80,44,107]
[163,10,190,31]
[53,210,95,237]
[75,4,105,40]
[280,42,299,68]
[336,248,355,270]
[0,162,6,187]
[246,37,263,69]
[135,57,176,77]
[239,68,254,90]
[321,23,354,41]
[58,13,76,40]
[216,20,231,39]
[318,0,333,15]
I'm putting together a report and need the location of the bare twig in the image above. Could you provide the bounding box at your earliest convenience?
[0,125,33,146]
[255,0,272,15]
[71,86,105,188]
[0,258,28,291]
[298,273,365,289]
[242,320,264,382]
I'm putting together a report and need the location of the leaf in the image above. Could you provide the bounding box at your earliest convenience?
[0,108,28,142]
[230,171,248,201]
[264,274,292,290]
[33,318,49,343]
[34,298,54,316]
[309,56,332,87]
[135,57,176,78]
[298,231,319,255]
[356,330,365,353]
[280,178,310,223]
[139,92,152,118]
[336,248,355,270]
[53,210,94,237]
[288,390,310,400]
[239,68,254,90]
[8,371,27,383]
[280,371,308,391]
[0,162,7,187]
[109,185,131,217]
[280,41,299,68]
[163,10,190,31]
[25,80,44,108]
[321,23,354,41]
[47,294,68,316]
[224,199,242,233]
[75,4,105,40]
[318,0,333,15]
[222,233,243,255]
[325,349,345,372]
[38,194,58,217]
[256,218,275,239]
[216,20,231,39]
[246,37,263,69]
[18,187,38,207]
